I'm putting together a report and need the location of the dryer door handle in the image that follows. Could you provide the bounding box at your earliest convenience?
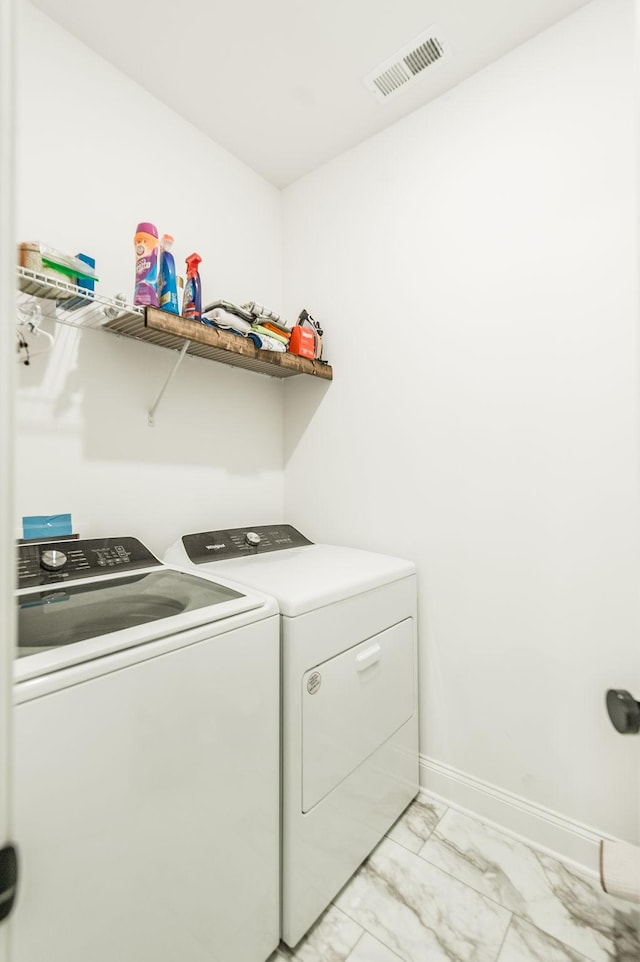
[355,644,382,672]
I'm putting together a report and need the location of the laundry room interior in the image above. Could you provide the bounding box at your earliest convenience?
[4,0,640,960]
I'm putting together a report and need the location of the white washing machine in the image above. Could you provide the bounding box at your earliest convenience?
[13,535,280,962]
[165,524,419,947]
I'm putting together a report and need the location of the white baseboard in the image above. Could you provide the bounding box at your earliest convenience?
[419,754,616,881]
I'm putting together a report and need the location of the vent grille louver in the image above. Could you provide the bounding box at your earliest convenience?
[364,28,448,103]
[404,38,444,75]
[373,63,412,98]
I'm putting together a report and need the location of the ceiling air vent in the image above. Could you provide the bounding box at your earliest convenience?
[364,27,449,103]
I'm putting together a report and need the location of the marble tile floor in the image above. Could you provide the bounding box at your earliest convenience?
[270,795,640,962]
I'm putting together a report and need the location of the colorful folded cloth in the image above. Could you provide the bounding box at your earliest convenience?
[251,323,289,345]
[259,320,291,340]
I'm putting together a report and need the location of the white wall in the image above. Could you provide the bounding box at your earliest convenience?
[282,0,640,860]
[14,0,640,870]
[15,1,284,556]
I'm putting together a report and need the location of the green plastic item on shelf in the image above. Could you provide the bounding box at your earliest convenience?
[41,257,99,284]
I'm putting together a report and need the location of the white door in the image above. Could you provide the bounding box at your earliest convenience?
[0,0,17,957]
[603,690,640,901]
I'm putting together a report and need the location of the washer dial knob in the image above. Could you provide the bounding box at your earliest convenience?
[40,549,68,571]
[245,531,261,547]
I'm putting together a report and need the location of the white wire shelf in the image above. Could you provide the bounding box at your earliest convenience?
[17,266,144,330]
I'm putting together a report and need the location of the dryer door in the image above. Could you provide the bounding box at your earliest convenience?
[301,619,414,813]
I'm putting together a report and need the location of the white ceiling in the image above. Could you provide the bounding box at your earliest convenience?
[30,0,592,187]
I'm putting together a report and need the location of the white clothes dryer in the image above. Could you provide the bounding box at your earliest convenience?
[165,524,419,947]
[13,536,280,962]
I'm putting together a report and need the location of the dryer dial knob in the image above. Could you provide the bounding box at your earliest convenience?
[40,549,68,571]
[245,531,261,547]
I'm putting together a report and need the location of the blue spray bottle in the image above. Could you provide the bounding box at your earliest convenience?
[158,234,179,314]
[183,252,202,321]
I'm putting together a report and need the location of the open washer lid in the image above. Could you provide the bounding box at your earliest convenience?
[166,525,415,617]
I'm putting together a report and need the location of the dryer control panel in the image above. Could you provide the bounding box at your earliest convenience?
[17,537,161,587]
[182,525,313,564]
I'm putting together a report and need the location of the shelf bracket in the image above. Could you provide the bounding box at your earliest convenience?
[148,340,190,427]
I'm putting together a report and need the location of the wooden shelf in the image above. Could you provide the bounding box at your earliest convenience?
[104,306,333,381]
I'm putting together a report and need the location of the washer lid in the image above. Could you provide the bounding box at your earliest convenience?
[15,566,268,682]
[173,543,415,617]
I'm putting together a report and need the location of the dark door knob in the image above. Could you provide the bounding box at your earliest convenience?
[606,689,640,734]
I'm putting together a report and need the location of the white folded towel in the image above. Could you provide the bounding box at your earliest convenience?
[256,334,286,353]
[201,307,253,335]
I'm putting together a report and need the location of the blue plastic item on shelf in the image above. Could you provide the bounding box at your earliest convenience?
[158,235,179,314]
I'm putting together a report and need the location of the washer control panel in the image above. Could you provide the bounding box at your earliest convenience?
[17,537,161,587]
[182,525,313,564]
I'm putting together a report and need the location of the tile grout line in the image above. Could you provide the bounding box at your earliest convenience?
[336,804,616,962]
[334,833,510,962]
[383,833,512,918]
[277,902,365,961]
[331,898,408,962]
[331,829,596,962]
[345,929,406,962]
[384,811,449,855]
[492,912,515,962]
[415,836,604,962]
[505,910,598,962]
[493,915,594,962]
[379,836,601,962]
[344,929,366,961]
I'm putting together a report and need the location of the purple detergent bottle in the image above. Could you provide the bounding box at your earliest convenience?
[133,222,159,306]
